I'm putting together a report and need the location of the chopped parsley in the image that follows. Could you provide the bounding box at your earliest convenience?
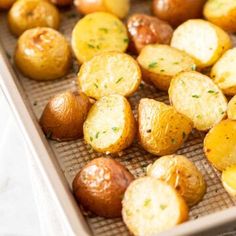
[160,69,165,72]
[90,136,93,142]
[208,90,216,94]
[95,132,100,139]
[173,62,179,65]
[192,94,200,98]
[87,43,95,48]
[99,28,108,33]
[112,127,119,132]
[144,199,151,207]
[123,38,129,43]
[160,204,167,210]
[116,77,124,84]
[148,62,158,68]
[94,83,99,88]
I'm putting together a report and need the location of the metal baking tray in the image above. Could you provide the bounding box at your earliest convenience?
[1,1,236,235]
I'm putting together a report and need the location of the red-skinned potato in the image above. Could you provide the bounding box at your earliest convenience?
[152,0,206,27]
[72,157,134,218]
[127,14,173,54]
[40,91,91,141]
[50,0,72,6]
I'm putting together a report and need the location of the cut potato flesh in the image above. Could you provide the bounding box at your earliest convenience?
[137,44,196,90]
[169,71,227,131]
[227,95,236,120]
[104,0,130,19]
[222,165,236,197]
[83,94,135,153]
[78,52,141,99]
[171,19,232,68]
[122,177,188,236]
[71,12,128,64]
[211,48,236,95]
[204,119,236,171]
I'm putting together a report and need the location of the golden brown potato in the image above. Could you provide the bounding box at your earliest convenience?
[15,27,72,80]
[0,0,15,9]
[222,165,236,197]
[138,99,193,156]
[152,0,206,27]
[127,14,173,54]
[204,0,236,33]
[122,177,188,236]
[137,44,196,91]
[8,0,60,36]
[40,91,91,141]
[83,94,136,154]
[50,0,72,6]
[78,52,141,100]
[147,155,206,206]
[171,19,232,68]
[227,95,236,120]
[72,157,134,218]
[71,12,128,64]
[204,119,236,171]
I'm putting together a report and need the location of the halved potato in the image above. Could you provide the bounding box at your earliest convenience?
[169,71,227,131]
[122,177,189,236]
[204,0,236,32]
[171,19,232,68]
[147,155,206,206]
[211,48,236,96]
[138,99,193,156]
[222,165,236,197]
[137,44,196,91]
[0,0,15,9]
[78,52,141,100]
[227,95,236,120]
[71,12,128,64]
[83,94,135,154]
[204,119,236,171]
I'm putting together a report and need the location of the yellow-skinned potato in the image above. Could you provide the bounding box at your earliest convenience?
[78,52,141,100]
[15,27,71,80]
[211,48,236,96]
[83,94,135,154]
[0,0,15,9]
[147,155,206,206]
[204,0,236,32]
[171,19,232,68]
[74,0,130,19]
[122,177,189,236]
[8,0,60,36]
[71,12,128,64]
[227,95,236,120]
[137,44,196,91]
[169,71,227,131]
[204,119,236,171]
[222,165,236,197]
[138,99,193,156]
[40,91,91,141]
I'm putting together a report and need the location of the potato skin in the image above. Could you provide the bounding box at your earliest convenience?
[15,27,72,80]
[8,0,60,36]
[74,0,107,15]
[40,91,91,141]
[72,157,134,218]
[50,0,72,6]
[152,0,206,27]
[127,14,173,54]
[0,0,15,9]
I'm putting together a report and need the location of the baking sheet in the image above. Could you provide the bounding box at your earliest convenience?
[1,1,236,235]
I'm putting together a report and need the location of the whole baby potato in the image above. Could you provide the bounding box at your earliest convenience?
[50,0,72,6]
[127,14,173,54]
[152,0,206,27]
[40,91,91,141]
[0,0,15,9]
[15,27,72,80]
[72,157,134,218]
[8,0,60,36]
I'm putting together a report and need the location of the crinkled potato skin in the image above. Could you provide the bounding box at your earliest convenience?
[127,14,173,54]
[72,157,134,218]
[15,27,72,80]
[0,0,15,9]
[40,91,91,141]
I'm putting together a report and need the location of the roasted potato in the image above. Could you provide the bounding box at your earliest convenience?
[15,27,71,80]
[152,0,206,27]
[40,91,91,141]
[211,48,236,96]
[138,99,193,156]
[74,0,130,19]
[78,52,141,100]
[71,12,128,64]
[50,0,72,6]
[122,177,189,236]
[8,0,60,36]
[204,119,236,171]
[222,165,236,197]
[137,44,196,91]
[72,157,134,218]
[83,94,135,154]
[204,0,236,33]
[227,95,236,120]
[169,71,228,131]
[0,0,15,9]
[127,14,173,54]
[171,19,232,68]
[147,155,206,206]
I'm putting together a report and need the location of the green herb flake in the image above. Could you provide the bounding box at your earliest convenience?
[96,45,100,49]
[160,58,164,61]
[123,38,129,43]
[102,130,107,134]
[182,132,186,139]
[104,84,108,88]
[191,64,196,71]
[144,199,151,207]
[112,127,119,132]
[148,62,158,68]
[87,43,95,48]
[99,28,108,33]
[90,136,93,142]
[208,90,216,94]
[173,62,179,65]
[192,94,200,98]
[95,132,100,139]
[116,77,124,84]
[197,114,202,119]
[160,69,165,72]
[94,83,99,88]
[160,204,167,210]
